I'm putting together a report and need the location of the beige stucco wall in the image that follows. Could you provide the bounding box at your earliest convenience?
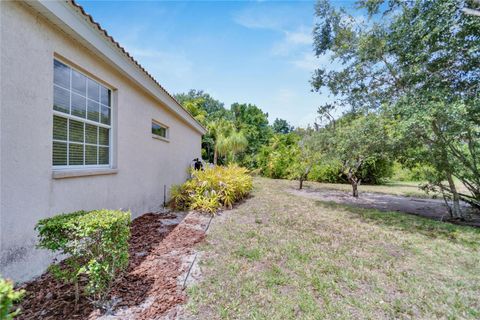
[0,1,202,282]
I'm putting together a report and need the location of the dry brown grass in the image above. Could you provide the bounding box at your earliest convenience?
[185,177,480,319]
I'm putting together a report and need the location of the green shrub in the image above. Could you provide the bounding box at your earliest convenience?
[35,209,130,304]
[0,277,24,320]
[170,164,253,214]
[257,133,300,179]
[391,162,434,181]
[308,162,345,183]
[358,158,394,185]
[308,159,394,185]
[258,132,394,185]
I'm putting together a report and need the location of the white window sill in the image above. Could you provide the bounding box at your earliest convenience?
[52,168,118,179]
[152,134,170,142]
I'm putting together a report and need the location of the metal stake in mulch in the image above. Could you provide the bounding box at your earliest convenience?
[163,184,167,208]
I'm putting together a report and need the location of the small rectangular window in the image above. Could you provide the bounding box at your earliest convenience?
[152,121,168,139]
[52,59,112,168]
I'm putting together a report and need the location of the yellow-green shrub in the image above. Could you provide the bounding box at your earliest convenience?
[170,165,253,214]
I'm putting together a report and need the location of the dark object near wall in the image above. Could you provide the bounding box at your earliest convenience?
[193,158,203,171]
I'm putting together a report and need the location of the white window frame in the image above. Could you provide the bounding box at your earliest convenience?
[151,119,169,142]
[52,59,113,170]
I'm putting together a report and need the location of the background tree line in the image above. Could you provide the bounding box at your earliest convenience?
[175,0,479,221]
[175,90,399,191]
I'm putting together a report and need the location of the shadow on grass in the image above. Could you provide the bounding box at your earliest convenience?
[315,200,480,249]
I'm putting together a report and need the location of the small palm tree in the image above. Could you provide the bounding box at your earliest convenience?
[208,120,248,165]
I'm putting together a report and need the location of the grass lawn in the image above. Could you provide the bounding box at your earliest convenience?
[185,177,480,319]
[304,180,431,198]
[299,179,470,199]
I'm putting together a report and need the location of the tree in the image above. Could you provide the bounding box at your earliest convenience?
[231,103,273,168]
[272,118,294,134]
[312,0,480,217]
[329,114,392,197]
[207,119,248,165]
[175,90,232,163]
[182,97,208,125]
[290,131,324,189]
[393,95,480,216]
[175,90,229,120]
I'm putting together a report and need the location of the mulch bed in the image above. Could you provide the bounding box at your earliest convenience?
[16,212,207,319]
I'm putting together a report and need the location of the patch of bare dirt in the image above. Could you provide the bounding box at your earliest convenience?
[16,211,211,320]
[289,188,480,228]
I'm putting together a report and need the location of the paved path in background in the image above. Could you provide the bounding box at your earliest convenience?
[289,187,480,228]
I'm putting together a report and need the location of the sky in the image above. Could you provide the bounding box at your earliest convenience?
[77,0,356,127]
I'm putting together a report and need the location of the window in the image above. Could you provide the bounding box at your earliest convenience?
[53,59,112,168]
[152,120,168,139]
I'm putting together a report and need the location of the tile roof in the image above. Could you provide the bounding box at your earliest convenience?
[68,0,203,130]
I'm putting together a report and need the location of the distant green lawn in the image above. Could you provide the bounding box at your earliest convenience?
[185,177,480,319]
[303,180,432,198]
[301,179,470,199]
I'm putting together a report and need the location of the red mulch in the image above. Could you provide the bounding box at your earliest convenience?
[16,212,206,320]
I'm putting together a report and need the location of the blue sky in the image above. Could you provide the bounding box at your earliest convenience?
[77,1,356,127]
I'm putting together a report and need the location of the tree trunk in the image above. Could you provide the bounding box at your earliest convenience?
[352,182,358,198]
[431,120,465,220]
[299,165,313,190]
[213,147,218,165]
[347,171,359,198]
[446,173,463,219]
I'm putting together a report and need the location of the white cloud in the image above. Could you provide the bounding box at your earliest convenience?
[233,4,314,58]
[291,52,318,71]
[233,4,319,74]
[233,5,298,30]
[271,28,312,56]
[284,29,312,45]
[233,14,280,30]
[291,50,343,72]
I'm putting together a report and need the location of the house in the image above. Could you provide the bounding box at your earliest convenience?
[0,0,206,282]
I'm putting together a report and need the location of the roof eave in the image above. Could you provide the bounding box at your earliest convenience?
[24,0,207,135]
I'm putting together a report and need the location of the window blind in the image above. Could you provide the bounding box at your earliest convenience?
[53,60,112,168]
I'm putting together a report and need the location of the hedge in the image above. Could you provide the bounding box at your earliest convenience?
[35,209,130,304]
